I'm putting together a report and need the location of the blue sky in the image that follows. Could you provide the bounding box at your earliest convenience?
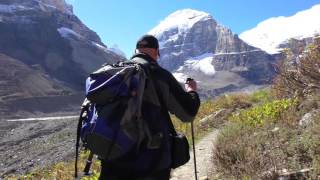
[67,0,320,58]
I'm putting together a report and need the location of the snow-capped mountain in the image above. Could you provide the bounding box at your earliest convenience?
[240,4,320,54]
[0,0,125,118]
[149,9,211,39]
[149,9,275,98]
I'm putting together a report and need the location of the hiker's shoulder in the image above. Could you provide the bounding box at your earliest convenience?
[130,53,153,64]
[129,54,179,85]
[130,54,169,74]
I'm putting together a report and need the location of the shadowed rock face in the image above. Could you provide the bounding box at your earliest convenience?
[212,50,275,84]
[0,53,66,100]
[0,0,125,118]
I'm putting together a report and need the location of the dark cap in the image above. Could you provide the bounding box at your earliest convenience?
[136,35,159,49]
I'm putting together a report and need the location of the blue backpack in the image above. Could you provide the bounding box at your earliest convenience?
[75,61,148,177]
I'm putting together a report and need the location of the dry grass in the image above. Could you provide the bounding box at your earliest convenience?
[213,108,320,179]
[5,151,101,180]
[272,37,320,99]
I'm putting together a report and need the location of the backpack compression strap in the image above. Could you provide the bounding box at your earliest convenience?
[75,103,89,178]
[75,108,84,178]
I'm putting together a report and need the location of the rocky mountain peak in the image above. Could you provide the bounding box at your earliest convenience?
[149,9,212,36]
[149,9,257,71]
[148,9,275,98]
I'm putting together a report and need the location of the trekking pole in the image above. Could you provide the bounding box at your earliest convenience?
[83,151,94,175]
[191,122,198,180]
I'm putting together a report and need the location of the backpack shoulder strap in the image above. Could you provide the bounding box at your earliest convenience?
[133,57,178,135]
[131,55,177,135]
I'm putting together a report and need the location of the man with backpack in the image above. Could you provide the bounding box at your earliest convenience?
[97,35,200,180]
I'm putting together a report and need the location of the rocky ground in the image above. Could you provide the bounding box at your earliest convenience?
[0,116,78,178]
[0,116,220,179]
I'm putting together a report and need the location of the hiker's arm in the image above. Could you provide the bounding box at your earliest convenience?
[166,73,200,122]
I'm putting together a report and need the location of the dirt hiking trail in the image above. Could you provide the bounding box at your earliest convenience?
[170,129,219,180]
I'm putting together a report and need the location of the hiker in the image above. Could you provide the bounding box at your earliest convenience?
[99,35,200,180]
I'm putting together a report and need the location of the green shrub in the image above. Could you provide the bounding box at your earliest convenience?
[249,89,273,104]
[230,99,297,127]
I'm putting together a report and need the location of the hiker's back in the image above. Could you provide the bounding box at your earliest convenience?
[100,55,174,175]
[91,35,200,180]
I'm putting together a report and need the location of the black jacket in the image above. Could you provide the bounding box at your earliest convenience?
[132,53,200,122]
[101,53,200,176]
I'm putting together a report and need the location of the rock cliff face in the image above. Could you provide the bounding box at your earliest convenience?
[149,9,276,97]
[0,0,125,118]
[38,0,73,13]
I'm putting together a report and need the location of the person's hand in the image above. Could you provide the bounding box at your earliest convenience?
[185,78,197,92]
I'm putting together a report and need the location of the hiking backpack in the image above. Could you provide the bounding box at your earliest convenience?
[75,61,148,177]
